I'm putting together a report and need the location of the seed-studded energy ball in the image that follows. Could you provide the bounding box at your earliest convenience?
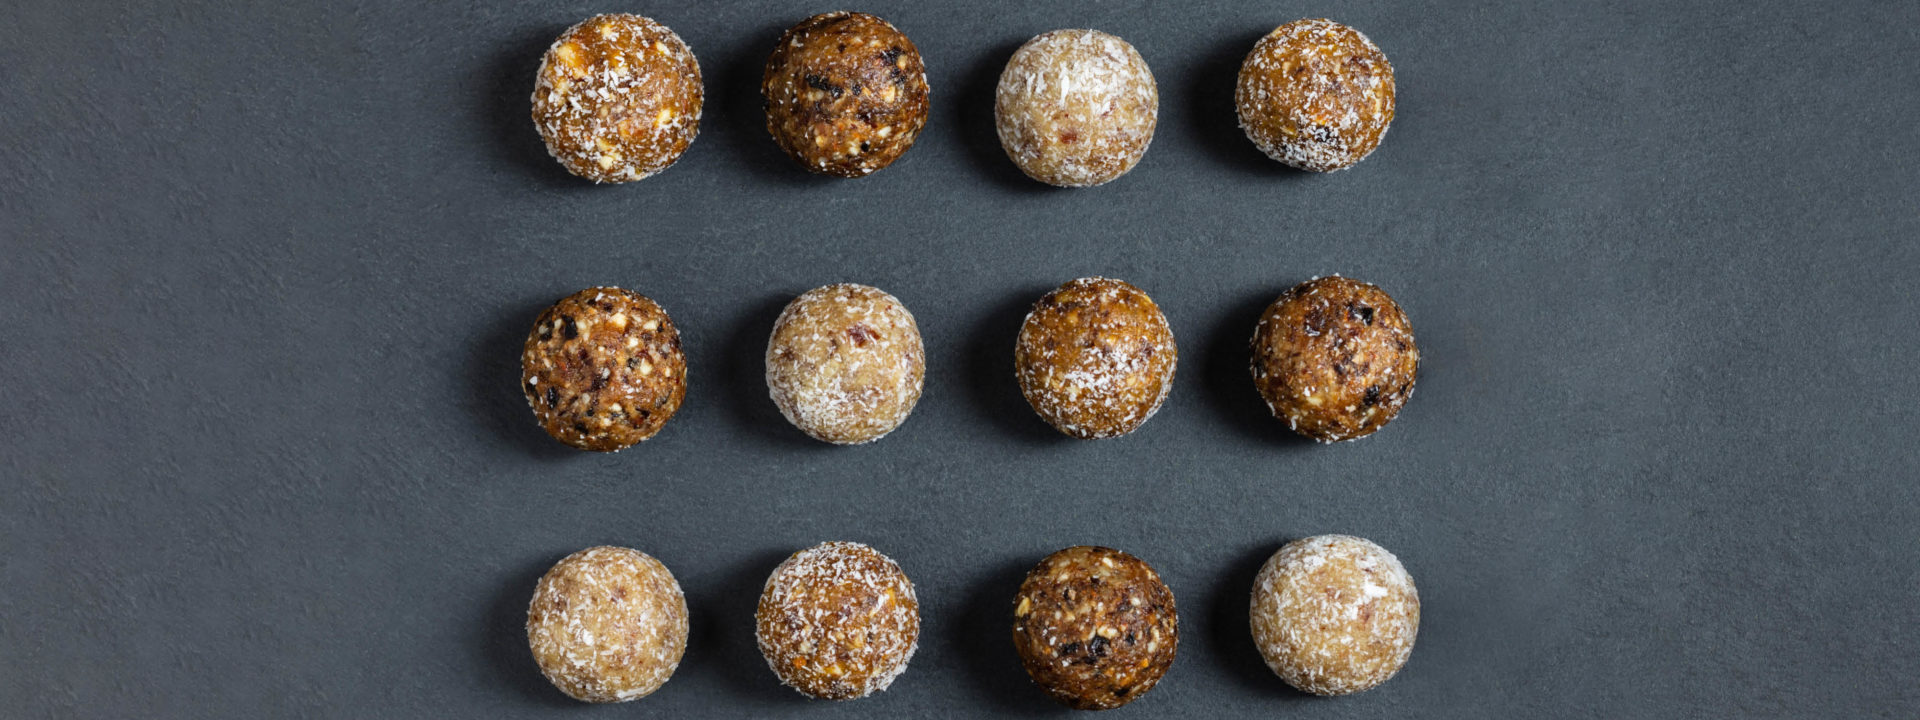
[1235,19,1395,172]
[531,14,703,182]
[995,29,1158,187]
[762,12,930,177]
[1012,546,1178,710]
[1015,277,1177,439]
[1250,535,1419,695]
[1250,276,1417,442]
[756,541,921,700]
[521,287,687,451]
[766,284,925,444]
[527,546,690,703]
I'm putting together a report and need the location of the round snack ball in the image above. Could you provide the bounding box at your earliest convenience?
[1015,277,1178,439]
[531,14,703,182]
[521,287,687,451]
[1250,275,1417,442]
[527,546,690,702]
[756,541,920,700]
[1250,535,1419,695]
[762,12,930,177]
[766,284,925,444]
[995,29,1158,187]
[1235,19,1395,172]
[1012,546,1178,710]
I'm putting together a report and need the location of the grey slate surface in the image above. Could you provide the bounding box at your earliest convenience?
[2,0,1917,717]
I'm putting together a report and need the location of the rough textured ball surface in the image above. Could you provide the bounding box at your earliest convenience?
[532,14,703,182]
[756,541,920,700]
[1012,546,1178,710]
[521,287,686,451]
[763,12,930,177]
[1015,277,1177,439]
[766,284,925,444]
[995,29,1158,187]
[1250,535,1419,696]
[1251,276,1416,442]
[527,546,690,703]
[1235,19,1395,172]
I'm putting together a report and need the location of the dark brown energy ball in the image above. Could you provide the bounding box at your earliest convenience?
[532,14,703,182]
[1250,276,1416,442]
[1236,19,1395,172]
[1012,546,1178,710]
[756,541,921,700]
[1250,535,1419,695]
[521,287,687,451]
[1015,277,1177,439]
[995,29,1158,187]
[527,546,690,702]
[766,284,925,445]
[762,12,930,177]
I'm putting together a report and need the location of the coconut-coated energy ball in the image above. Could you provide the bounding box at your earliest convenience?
[756,541,921,700]
[995,29,1158,187]
[532,14,703,182]
[521,287,686,451]
[1250,535,1419,695]
[1015,277,1177,439]
[763,12,930,177]
[766,284,925,444]
[1250,276,1417,442]
[1235,19,1395,172]
[527,546,690,703]
[1012,546,1178,710]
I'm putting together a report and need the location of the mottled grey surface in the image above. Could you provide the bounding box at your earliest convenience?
[2,0,1916,717]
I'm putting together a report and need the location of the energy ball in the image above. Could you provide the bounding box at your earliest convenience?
[763,12,930,177]
[1250,276,1417,442]
[1015,277,1177,439]
[756,541,920,700]
[995,29,1158,187]
[521,287,687,451]
[532,14,703,182]
[1012,546,1178,710]
[1250,535,1419,695]
[1235,19,1395,172]
[527,546,690,702]
[766,284,925,444]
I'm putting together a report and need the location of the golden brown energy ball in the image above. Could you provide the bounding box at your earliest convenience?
[1250,535,1419,695]
[527,546,690,703]
[531,14,703,182]
[756,541,921,700]
[1251,276,1416,443]
[521,287,687,451]
[762,12,930,177]
[766,284,925,444]
[1235,19,1395,172]
[1012,546,1178,710]
[1015,277,1177,439]
[995,29,1158,187]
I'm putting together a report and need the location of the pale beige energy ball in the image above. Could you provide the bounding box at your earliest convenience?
[526,546,690,702]
[1250,535,1419,695]
[765,284,925,444]
[995,29,1158,187]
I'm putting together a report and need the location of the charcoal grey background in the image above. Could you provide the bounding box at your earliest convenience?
[2,0,1916,717]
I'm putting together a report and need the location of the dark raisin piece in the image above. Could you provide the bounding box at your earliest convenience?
[544,387,558,408]
[1125,631,1136,645]
[1364,385,1382,406]
[1057,642,1081,657]
[804,73,842,98]
[561,316,578,339]
[1088,635,1110,658]
[1351,304,1376,325]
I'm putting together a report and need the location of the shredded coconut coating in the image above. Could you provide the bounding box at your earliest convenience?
[1250,275,1417,443]
[531,14,703,183]
[994,29,1158,187]
[521,287,687,451]
[526,546,690,703]
[1235,19,1395,172]
[755,541,921,700]
[1015,277,1178,439]
[765,284,925,445]
[762,12,930,178]
[1250,535,1418,696]
[1012,546,1179,710]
